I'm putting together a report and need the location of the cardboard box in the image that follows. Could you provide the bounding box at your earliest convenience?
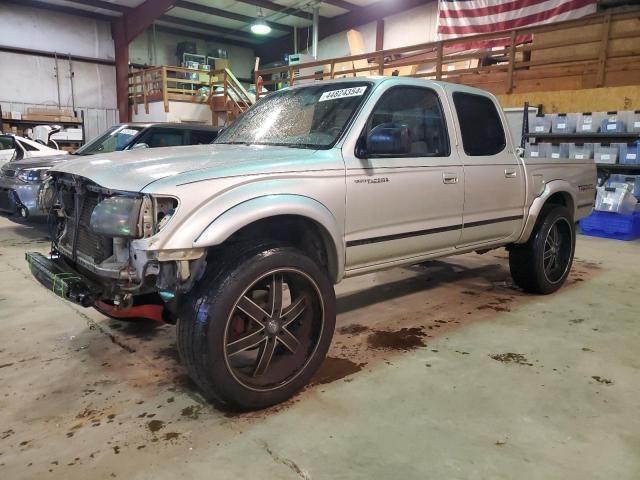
[2,123,10,133]
[22,114,81,123]
[11,111,22,120]
[1,112,10,119]
[27,107,73,117]
[214,59,230,71]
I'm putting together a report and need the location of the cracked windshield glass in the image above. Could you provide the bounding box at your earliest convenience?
[215,82,370,149]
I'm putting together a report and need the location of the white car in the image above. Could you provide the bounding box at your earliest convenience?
[0,134,67,166]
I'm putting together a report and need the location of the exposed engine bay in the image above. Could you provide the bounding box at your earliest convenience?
[38,173,205,321]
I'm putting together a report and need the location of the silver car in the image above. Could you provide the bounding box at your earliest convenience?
[0,123,219,218]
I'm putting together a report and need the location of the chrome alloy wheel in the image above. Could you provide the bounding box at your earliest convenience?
[223,268,325,391]
[542,217,573,284]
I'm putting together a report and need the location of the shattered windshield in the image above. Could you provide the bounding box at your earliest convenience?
[215,82,371,149]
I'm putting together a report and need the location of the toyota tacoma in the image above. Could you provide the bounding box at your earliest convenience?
[27,78,596,410]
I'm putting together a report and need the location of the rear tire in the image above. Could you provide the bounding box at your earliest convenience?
[177,243,336,410]
[509,205,575,294]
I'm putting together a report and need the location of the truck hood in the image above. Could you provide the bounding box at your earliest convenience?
[50,144,322,192]
[7,153,74,170]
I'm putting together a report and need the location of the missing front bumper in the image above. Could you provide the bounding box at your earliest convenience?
[25,252,101,307]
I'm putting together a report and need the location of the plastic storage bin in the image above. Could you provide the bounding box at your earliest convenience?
[594,143,619,164]
[568,143,594,160]
[607,174,640,198]
[619,143,640,165]
[549,143,570,159]
[578,112,602,133]
[525,142,551,159]
[580,211,640,241]
[551,113,577,133]
[600,111,626,133]
[531,114,552,134]
[627,111,640,133]
[595,185,637,215]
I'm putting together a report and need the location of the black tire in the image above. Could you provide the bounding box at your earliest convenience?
[509,205,575,294]
[177,243,336,411]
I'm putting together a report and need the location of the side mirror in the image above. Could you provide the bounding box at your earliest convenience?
[131,142,149,150]
[365,123,410,156]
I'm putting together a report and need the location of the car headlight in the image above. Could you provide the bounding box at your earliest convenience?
[90,196,143,238]
[17,167,50,183]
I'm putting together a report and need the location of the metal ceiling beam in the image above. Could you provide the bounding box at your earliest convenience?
[234,0,314,20]
[61,0,130,14]
[159,14,254,37]
[154,25,258,49]
[2,0,115,22]
[257,0,431,63]
[321,0,358,10]
[319,0,430,39]
[175,0,293,33]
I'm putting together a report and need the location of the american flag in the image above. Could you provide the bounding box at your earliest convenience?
[437,0,598,40]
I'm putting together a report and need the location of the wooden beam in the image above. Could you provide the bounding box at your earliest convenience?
[376,19,384,51]
[175,0,293,33]
[153,25,258,50]
[234,0,313,20]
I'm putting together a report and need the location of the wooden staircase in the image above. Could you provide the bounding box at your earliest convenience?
[210,69,254,126]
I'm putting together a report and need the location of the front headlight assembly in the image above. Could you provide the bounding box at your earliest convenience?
[90,196,145,238]
[18,167,50,183]
[90,195,177,238]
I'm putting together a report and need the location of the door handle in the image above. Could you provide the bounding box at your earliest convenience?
[505,169,517,178]
[443,173,459,184]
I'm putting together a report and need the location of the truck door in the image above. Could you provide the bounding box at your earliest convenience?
[343,84,464,271]
[451,92,525,247]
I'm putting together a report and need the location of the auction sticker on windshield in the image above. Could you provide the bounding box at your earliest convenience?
[319,86,367,102]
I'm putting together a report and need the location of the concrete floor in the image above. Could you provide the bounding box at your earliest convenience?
[0,215,638,480]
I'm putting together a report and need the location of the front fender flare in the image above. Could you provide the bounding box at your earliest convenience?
[516,179,577,243]
[193,194,344,282]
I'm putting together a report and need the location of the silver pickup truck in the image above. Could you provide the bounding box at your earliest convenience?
[27,78,596,410]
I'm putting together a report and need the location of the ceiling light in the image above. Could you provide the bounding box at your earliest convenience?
[251,9,271,35]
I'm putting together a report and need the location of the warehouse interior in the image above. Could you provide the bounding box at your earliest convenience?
[1,1,639,479]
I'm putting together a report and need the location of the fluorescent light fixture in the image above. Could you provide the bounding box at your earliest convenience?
[251,10,271,35]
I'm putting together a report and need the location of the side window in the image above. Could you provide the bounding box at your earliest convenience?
[365,86,450,157]
[18,140,38,151]
[189,130,218,145]
[453,92,506,156]
[0,136,16,150]
[140,129,185,148]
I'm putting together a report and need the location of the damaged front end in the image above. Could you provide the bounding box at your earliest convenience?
[27,174,205,322]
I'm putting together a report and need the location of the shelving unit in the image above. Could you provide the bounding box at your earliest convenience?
[0,106,85,149]
[520,103,640,177]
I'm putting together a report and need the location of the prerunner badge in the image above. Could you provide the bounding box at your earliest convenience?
[319,86,366,102]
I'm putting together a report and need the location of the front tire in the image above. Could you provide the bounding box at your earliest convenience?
[509,205,575,294]
[177,244,336,410]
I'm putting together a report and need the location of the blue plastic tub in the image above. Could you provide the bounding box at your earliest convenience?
[580,211,640,241]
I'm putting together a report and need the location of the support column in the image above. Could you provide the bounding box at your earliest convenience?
[113,18,129,123]
[112,0,178,122]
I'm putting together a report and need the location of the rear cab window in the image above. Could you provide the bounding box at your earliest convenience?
[453,92,506,156]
